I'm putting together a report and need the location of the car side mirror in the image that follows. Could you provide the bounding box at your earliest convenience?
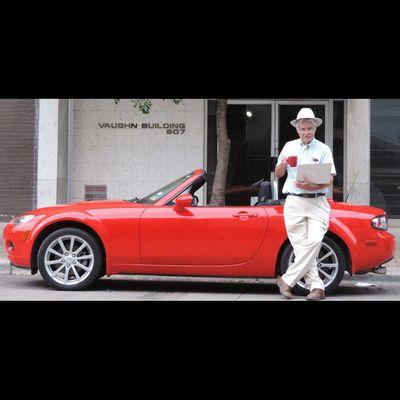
[173,194,193,213]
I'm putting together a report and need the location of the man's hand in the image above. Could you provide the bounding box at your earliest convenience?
[281,156,288,167]
[275,157,288,179]
[295,175,317,191]
[295,175,334,191]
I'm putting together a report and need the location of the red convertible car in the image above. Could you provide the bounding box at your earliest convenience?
[3,169,396,294]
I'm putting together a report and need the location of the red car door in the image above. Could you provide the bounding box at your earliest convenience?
[140,206,268,265]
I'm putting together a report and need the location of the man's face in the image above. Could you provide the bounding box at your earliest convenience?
[297,120,316,144]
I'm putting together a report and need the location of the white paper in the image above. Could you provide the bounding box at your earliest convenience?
[354,282,375,287]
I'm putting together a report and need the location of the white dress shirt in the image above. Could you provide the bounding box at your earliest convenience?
[277,138,337,195]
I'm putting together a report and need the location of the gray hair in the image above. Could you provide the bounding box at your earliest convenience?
[296,118,317,129]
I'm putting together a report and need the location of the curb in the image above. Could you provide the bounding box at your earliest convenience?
[0,263,12,275]
[0,262,31,276]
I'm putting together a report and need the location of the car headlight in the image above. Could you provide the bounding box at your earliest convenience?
[371,215,388,231]
[13,215,35,225]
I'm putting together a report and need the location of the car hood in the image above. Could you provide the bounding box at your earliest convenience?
[22,200,147,217]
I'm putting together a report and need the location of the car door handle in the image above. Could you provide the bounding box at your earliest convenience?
[233,212,259,218]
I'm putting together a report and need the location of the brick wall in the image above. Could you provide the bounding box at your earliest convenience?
[0,99,37,220]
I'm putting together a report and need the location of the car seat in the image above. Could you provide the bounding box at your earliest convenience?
[255,180,281,206]
[259,181,272,203]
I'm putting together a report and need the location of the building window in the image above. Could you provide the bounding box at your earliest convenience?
[371,99,400,219]
[207,100,345,206]
[207,100,272,206]
[207,100,217,204]
[333,101,344,202]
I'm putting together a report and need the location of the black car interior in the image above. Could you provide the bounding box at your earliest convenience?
[255,180,281,206]
[168,171,282,207]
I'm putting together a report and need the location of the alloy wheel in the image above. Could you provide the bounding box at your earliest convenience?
[44,235,95,286]
[288,242,340,290]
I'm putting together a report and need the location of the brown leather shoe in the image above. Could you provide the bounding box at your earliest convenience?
[306,289,326,301]
[277,278,293,299]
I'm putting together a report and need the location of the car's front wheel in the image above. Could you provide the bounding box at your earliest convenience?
[279,236,346,296]
[37,228,103,291]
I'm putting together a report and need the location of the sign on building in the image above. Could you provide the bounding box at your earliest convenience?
[85,185,107,201]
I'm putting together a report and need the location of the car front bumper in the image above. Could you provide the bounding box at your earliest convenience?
[2,222,34,269]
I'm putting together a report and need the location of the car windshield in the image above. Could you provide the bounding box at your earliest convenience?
[135,171,197,205]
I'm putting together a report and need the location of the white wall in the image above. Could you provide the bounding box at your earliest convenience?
[37,99,69,208]
[37,99,60,208]
[72,99,206,204]
[346,99,370,205]
[57,99,68,204]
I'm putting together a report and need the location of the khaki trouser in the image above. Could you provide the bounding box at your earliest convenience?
[282,195,331,292]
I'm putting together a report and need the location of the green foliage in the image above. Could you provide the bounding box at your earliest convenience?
[114,99,182,114]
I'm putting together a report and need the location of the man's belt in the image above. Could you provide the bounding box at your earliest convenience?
[287,193,325,198]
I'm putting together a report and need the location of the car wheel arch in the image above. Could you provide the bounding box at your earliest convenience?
[31,220,107,276]
[275,237,291,276]
[325,231,352,275]
[275,230,352,276]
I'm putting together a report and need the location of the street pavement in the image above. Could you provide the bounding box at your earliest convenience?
[1,222,399,301]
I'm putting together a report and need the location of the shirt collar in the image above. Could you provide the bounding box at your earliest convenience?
[300,138,315,149]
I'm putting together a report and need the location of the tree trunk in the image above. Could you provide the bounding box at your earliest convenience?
[209,99,230,206]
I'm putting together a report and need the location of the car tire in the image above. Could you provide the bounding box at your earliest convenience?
[37,228,103,291]
[279,236,346,296]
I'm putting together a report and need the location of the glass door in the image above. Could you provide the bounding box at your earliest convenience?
[272,101,330,198]
[224,100,273,206]
[207,100,340,205]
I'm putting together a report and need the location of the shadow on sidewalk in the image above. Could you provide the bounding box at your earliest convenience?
[8,273,396,300]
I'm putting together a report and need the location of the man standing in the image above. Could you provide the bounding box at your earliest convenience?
[275,108,336,301]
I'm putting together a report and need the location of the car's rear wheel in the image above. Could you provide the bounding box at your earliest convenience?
[279,236,346,296]
[37,228,103,291]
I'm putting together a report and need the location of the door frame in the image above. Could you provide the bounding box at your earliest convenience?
[273,100,331,151]
[227,99,276,185]
[274,100,331,195]
[224,99,337,197]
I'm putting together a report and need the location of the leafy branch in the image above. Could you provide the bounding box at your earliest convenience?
[114,99,182,114]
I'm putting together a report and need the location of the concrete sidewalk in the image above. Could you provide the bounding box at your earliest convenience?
[389,228,400,268]
[1,222,399,276]
[0,223,8,263]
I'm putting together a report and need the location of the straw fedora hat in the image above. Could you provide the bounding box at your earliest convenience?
[290,108,323,127]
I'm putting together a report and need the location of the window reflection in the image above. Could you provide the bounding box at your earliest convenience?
[371,100,400,218]
[207,100,217,204]
[333,101,344,202]
[226,104,271,205]
[278,104,326,199]
[207,101,272,206]
[207,101,345,207]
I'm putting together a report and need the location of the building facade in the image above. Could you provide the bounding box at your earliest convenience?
[0,99,38,221]
[0,99,399,224]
